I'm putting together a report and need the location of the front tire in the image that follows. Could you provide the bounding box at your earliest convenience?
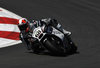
[43,36,66,55]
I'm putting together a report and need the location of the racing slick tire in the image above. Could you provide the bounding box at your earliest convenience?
[43,36,67,55]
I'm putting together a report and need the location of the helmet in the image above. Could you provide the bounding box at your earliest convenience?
[18,18,29,31]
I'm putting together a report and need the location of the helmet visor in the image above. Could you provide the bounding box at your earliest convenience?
[18,23,28,31]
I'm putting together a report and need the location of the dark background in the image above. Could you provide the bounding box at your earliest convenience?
[0,0,100,68]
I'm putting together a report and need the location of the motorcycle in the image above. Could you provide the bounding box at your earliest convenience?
[29,25,77,55]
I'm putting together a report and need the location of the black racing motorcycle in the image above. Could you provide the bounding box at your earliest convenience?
[28,24,77,55]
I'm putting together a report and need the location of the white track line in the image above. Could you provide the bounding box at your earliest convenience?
[0,7,22,19]
[0,38,22,48]
[0,24,20,32]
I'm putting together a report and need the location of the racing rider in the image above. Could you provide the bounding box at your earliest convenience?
[18,18,71,50]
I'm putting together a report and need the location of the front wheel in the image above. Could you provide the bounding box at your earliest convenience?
[43,36,66,55]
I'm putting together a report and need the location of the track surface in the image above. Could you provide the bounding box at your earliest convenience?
[0,0,100,68]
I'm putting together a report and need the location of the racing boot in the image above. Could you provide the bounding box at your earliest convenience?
[26,43,32,50]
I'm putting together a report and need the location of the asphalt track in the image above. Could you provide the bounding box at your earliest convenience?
[0,0,100,68]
